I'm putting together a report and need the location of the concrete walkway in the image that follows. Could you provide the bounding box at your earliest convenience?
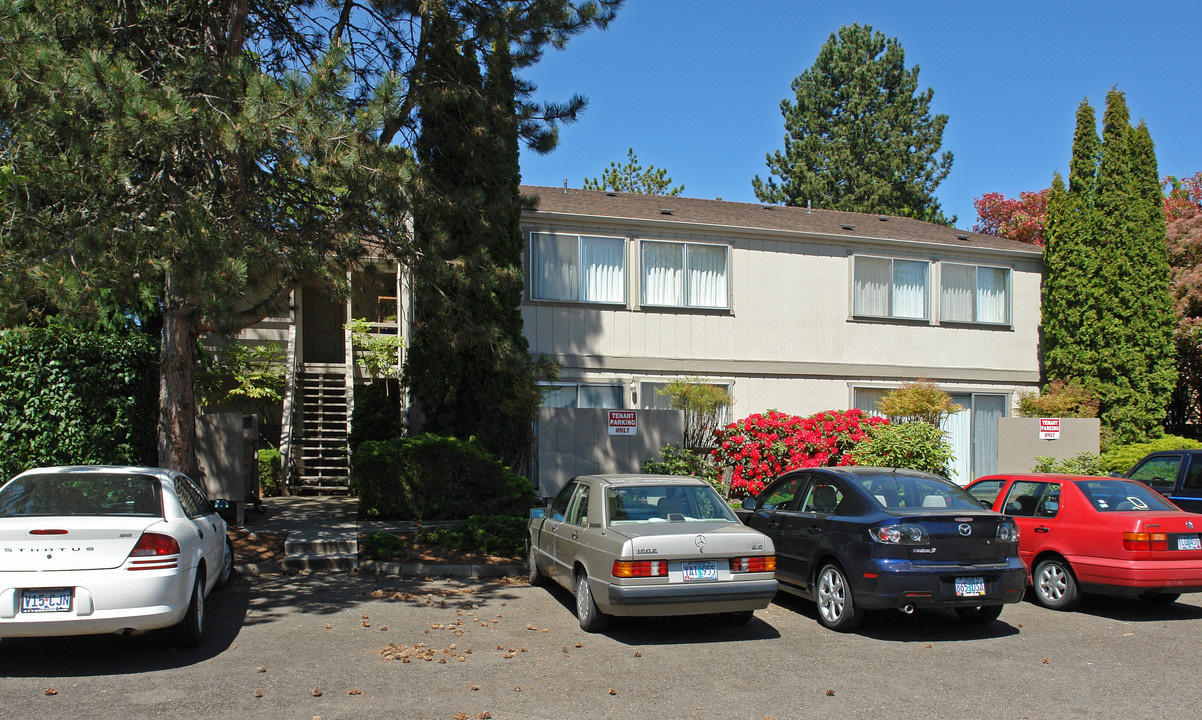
[236,495,522,579]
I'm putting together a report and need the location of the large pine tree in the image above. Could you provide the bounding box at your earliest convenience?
[1042,91,1176,442]
[752,23,954,224]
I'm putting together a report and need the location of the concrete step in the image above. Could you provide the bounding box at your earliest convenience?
[285,537,358,555]
[283,553,358,572]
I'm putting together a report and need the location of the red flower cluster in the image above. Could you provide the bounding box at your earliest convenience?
[710,409,888,498]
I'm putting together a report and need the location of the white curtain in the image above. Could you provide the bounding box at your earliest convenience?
[687,245,728,308]
[940,264,975,322]
[531,234,577,301]
[892,260,928,319]
[853,257,890,316]
[642,242,683,306]
[972,395,1006,478]
[977,267,1009,324]
[942,395,972,483]
[581,236,625,303]
[540,385,577,408]
[854,387,889,417]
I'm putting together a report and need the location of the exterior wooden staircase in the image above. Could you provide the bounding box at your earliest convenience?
[294,368,351,493]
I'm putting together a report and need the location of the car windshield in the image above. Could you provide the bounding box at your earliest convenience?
[1076,479,1179,512]
[0,473,163,517]
[606,485,737,525]
[855,473,984,511]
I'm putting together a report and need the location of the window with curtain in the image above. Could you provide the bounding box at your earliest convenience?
[538,383,624,409]
[530,233,625,303]
[940,263,1011,325]
[852,256,929,320]
[641,241,729,309]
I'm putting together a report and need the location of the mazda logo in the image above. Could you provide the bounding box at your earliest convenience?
[958,524,972,536]
[695,535,707,553]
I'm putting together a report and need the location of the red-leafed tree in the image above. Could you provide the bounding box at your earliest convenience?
[1164,172,1202,429]
[971,188,1050,245]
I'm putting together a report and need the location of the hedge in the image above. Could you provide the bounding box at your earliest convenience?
[352,433,535,521]
[0,325,158,479]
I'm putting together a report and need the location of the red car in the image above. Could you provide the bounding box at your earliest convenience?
[966,473,1202,610]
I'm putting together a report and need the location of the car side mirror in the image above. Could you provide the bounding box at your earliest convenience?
[741,497,758,511]
[530,507,546,520]
[212,499,231,511]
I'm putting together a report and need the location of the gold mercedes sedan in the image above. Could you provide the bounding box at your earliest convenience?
[527,474,778,631]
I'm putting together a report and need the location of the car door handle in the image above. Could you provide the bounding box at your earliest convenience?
[1034,526,1050,533]
[768,522,780,529]
[571,532,580,540]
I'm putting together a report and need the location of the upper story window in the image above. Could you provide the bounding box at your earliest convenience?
[852,256,929,320]
[530,233,625,304]
[940,263,1011,325]
[641,241,729,309]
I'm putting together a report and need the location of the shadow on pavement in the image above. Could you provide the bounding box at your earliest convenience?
[770,591,1022,642]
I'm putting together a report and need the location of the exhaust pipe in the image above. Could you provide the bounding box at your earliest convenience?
[900,605,915,615]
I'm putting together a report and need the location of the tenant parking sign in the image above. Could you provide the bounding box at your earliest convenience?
[1039,418,1061,440]
[608,410,637,436]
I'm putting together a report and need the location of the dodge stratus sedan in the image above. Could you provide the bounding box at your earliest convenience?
[741,466,1026,631]
[0,466,234,647]
[527,474,778,631]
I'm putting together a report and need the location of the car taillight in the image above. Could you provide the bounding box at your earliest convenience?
[1123,532,1168,551]
[997,522,1020,542]
[612,560,669,578]
[730,556,775,573]
[868,524,930,545]
[129,532,180,557]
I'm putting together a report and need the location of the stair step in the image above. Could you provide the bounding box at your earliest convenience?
[283,553,359,572]
[286,537,358,555]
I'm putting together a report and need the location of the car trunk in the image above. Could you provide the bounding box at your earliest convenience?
[614,521,769,560]
[1124,514,1202,561]
[0,517,164,571]
[897,512,1009,564]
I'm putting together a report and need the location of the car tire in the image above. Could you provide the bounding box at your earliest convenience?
[215,536,235,590]
[575,572,609,632]
[1032,558,1081,610]
[815,563,863,632]
[527,542,548,587]
[168,573,206,648]
[955,604,1004,624]
[1137,592,1180,605]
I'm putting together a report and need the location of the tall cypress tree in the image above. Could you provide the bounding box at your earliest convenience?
[1042,91,1176,442]
[405,7,539,467]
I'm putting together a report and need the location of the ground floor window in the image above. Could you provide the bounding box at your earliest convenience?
[539,383,624,409]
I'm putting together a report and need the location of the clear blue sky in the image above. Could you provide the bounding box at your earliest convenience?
[518,1,1202,229]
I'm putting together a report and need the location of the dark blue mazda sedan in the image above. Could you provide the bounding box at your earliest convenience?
[740,466,1026,631]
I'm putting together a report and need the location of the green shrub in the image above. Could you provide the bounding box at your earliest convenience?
[0,325,158,479]
[359,531,410,562]
[850,422,956,479]
[1016,379,1100,418]
[348,381,403,455]
[642,443,714,478]
[1032,452,1106,475]
[417,515,525,557]
[352,433,535,521]
[258,448,283,496]
[1100,435,1202,475]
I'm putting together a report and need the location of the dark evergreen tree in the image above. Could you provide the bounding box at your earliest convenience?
[405,9,540,468]
[1042,91,1176,442]
[752,23,954,224]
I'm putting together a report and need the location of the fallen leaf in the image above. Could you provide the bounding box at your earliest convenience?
[470,686,480,691]
[348,689,362,696]
[476,713,492,719]
[312,687,323,697]
[453,713,470,720]
[825,689,835,696]
[44,688,58,696]
[526,624,537,630]
[1042,659,1050,664]
[257,666,267,673]
[633,651,642,657]
[514,686,521,692]
[608,688,617,695]
[253,690,263,698]
[380,626,389,632]
[323,624,332,630]
[1123,632,1134,637]
[362,614,370,619]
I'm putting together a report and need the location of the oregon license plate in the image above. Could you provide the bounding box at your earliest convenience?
[955,577,985,597]
[682,560,718,582]
[21,588,72,613]
[1178,535,1202,550]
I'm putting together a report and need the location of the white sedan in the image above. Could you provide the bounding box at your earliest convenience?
[0,466,234,647]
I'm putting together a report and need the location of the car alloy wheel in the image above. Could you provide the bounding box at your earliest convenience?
[1033,558,1080,610]
[169,574,206,648]
[216,537,235,589]
[815,563,862,631]
[575,573,609,632]
[527,543,547,587]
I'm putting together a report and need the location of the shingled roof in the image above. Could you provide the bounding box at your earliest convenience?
[520,185,1043,257]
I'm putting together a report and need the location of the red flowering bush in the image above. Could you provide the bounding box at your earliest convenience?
[710,409,889,498]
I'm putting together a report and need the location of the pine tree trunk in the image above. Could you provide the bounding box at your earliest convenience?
[158,270,200,478]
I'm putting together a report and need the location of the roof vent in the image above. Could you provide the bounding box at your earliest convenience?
[761,204,773,210]
[878,216,889,222]
[840,224,855,231]
[606,191,618,197]
[956,233,971,241]
[659,208,674,215]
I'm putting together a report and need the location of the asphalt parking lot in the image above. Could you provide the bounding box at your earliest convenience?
[1,571,1200,720]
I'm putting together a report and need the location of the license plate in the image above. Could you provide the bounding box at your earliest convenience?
[955,577,985,598]
[1178,535,1202,550]
[682,560,718,582]
[21,588,72,613]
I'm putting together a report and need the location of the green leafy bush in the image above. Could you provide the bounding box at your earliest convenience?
[1016,379,1100,418]
[0,325,158,479]
[1100,435,1202,475]
[360,531,410,562]
[348,381,403,455]
[1032,452,1106,475]
[258,448,283,496]
[418,515,525,557]
[642,444,714,478]
[352,434,535,521]
[850,422,956,479]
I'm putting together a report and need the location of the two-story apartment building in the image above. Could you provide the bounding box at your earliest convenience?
[518,186,1044,484]
[243,185,1044,492]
